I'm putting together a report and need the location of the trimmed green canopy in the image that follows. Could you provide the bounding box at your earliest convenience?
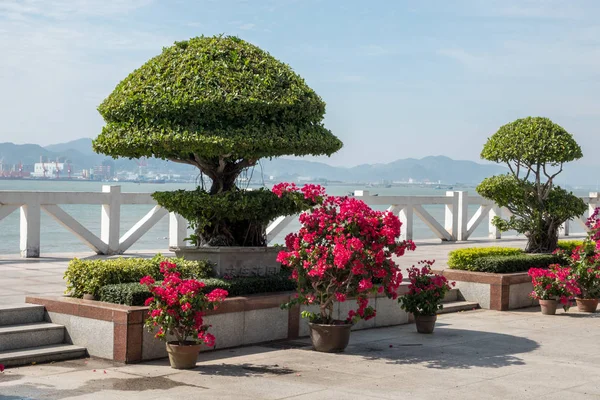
[93,35,342,161]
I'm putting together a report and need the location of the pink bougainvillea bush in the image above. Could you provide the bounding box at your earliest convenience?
[555,207,600,300]
[274,183,416,324]
[528,265,579,310]
[141,261,228,346]
[399,261,454,316]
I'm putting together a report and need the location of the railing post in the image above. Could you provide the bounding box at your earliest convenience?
[559,220,570,237]
[489,205,502,239]
[169,212,188,248]
[20,201,40,258]
[399,205,413,241]
[444,191,458,241]
[456,191,468,241]
[589,192,598,216]
[101,185,121,255]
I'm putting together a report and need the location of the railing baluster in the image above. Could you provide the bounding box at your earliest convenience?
[100,185,121,255]
[20,201,40,258]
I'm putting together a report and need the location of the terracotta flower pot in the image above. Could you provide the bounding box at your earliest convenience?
[575,298,599,313]
[539,299,558,315]
[165,341,202,369]
[308,321,352,353]
[415,314,437,334]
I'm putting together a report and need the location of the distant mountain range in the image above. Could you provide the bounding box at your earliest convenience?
[258,156,507,184]
[0,138,596,187]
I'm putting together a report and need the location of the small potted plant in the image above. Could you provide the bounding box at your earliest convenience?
[528,265,577,315]
[556,208,600,313]
[141,261,228,369]
[277,183,415,352]
[399,262,454,333]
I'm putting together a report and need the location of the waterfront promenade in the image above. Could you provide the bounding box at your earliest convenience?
[1,306,599,399]
[0,236,585,305]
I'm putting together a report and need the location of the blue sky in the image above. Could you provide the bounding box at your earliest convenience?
[1,0,599,168]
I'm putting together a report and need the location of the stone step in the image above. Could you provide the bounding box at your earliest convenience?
[0,304,45,326]
[438,300,479,314]
[0,344,87,368]
[442,288,459,303]
[0,322,65,352]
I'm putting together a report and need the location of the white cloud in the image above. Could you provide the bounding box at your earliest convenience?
[238,23,255,30]
[0,0,153,20]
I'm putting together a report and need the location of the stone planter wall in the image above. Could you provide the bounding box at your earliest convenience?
[171,246,282,277]
[26,285,409,363]
[434,269,536,311]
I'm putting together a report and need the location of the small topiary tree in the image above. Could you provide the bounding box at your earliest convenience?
[476,117,587,253]
[93,35,342,246]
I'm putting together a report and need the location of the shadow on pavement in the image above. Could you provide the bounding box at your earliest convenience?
[351,327,539,370]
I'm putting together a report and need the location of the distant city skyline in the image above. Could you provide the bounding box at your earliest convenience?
[1,0,600,168]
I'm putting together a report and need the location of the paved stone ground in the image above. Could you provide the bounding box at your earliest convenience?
[1,306,599,399]
[4,235,582,305]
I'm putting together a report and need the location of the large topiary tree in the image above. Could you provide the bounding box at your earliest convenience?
[476,117,587,253]
[93,35,342,246]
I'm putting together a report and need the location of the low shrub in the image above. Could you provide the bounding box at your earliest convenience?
[447,247,524,270]
[469,254,566,274]
[98,271,297,306]
[65,254,213,298]
[556,240,585,253]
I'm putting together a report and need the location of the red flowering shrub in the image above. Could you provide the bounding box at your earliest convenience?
[555,207,600,299]
[141,261,228,346]
[529,265,578,310]
[276,183,415,324]
[399,261,454,316]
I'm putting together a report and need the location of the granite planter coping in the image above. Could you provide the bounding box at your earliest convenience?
[169,246,282,254]
[433,269,531,286]
[432,269,532,311]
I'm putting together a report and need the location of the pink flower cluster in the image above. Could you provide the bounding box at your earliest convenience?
[399,261,454,316]
[275,183,415,324]
[529,265,579,307]
[586,207,600,247]
[552,207,600,300]
[141,261,228,346]
[272,182,326,203]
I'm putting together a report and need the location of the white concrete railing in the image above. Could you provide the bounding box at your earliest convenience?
[0,185,187,258]
[267,190,600,243]
[0,186,598,258]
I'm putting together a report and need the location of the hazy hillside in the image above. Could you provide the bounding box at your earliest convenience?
[45,138,96,155]
[3,137,597,186]
[260,156,507,184]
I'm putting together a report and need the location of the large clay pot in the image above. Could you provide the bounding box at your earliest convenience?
[415,314,437,334]
[575,298,599,313]
[539,299,558,315]
[165,341,202,369]
[308,322,352,353]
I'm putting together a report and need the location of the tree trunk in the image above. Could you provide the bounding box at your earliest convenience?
[525,222,559,253]
[209,174,238,195]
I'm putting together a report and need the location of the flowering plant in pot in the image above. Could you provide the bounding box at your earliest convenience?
[528,265,578,315]
[556,207,600,312]
[141,261,228,369]
[276,183,415,352]
[399,262,454,333]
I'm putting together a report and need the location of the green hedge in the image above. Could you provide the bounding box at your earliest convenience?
[98,272,297,306]
[448,247,524,271]
[65,255,213,298]
[557,240,584,253]
[468,254,565,274]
